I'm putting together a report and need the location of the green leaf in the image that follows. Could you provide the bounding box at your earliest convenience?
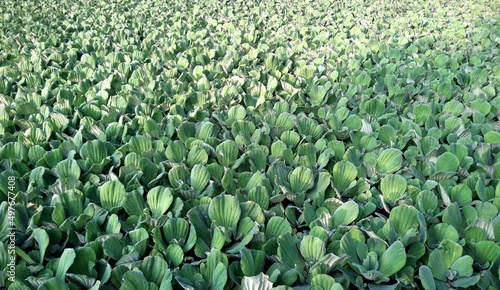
[69,246,97,277]
[138,256,168,285]
[297,143,317,167]
[38,278,70,290]
[428,224,459,247]
[277,233,305,270]
[435,152,459,172]
[311,274,341,289]
[8,282,32,290]
[378,241,406,277]
[99,180,126,210]
[376,149,403,174]
[472,241,500,267]
[247,148,268,171]
[168,165,189,188]
[200,249,229,284]
[58,189,84,217]
[212,262,228,289]
[299,65,316,81]
[44,149,63,168]
[276,113,295,130]
[212,226,226,251]
[216,140,239,168]
[0,142,28,161]
[289,166,314,193]
[332,160,357,191]
[438,239,462,269]
[484,131,500,143]
[339,230,363,265]
[79,140,113,173]
[106,214,121,234]
[177,122,196,142]
[442,203,466,237]
[356,71,371,87]
[476,202,498,219]
[470,99,491,116]
[208,195,241,231]
[419,266,436,290]
[177,57,189,70]
[147,186,174,219]
[152,218,194,252]
[174,265,197,289]
[413,104,432,124]
[265,54,278,70]
[124,190,146,216]
[139,157,159,185]
[240,248,266,276]
[310,85,328,106]
[106,122,126,142]
[434,54,449,68]
[379,125,397,146]
[248,186,270,210]
[449,184,472,206]
[300,235,325,264]
[443,100,465,116]
[387,204,421,241]
[159,269,174,290]
[244,171,265,192]
[450,255,473,277]
[129,135,152,155]
[165,140,186,163]
[221,168,236,194]
[419,136,440,157]
[380,174,407,204]
[190,164,210,193]
[266,217,292,239]
[129,228,149,244]
[103,237,123,260]
[417,190,438,215]
[228,105,246,120]
[55,159,81,179]
[450,275,481,288]
[32,228,49,263]
[280,131,301,148]
[187,145,209,167]
[56,248,76,279]
[120,271,153,290]
[332,200,359,227]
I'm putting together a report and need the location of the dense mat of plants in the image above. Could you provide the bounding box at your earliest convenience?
[0,0,499,289]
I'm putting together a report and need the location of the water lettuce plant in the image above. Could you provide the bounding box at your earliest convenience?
[0,0,499,289]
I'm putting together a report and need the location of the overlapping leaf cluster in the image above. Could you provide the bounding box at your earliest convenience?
[0,0,499,289]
